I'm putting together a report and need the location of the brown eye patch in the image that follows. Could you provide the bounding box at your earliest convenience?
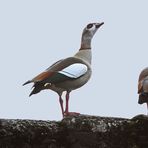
[87,24,93,29]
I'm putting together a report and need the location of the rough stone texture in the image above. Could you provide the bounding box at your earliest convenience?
[0,114,148,148]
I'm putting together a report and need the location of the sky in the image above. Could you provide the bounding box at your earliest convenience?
[0,0,148,120]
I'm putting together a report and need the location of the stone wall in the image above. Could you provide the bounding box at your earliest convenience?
[0,114,148,148]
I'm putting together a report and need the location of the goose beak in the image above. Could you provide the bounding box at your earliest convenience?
[96,22,104,28]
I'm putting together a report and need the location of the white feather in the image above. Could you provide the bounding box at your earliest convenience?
[59,63,87,78]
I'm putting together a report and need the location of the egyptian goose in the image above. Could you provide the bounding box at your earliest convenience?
[138,67,148,111]
[23,22,104,117]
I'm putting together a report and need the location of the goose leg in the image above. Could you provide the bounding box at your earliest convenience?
[146,102,148,115]
[64,91,80,116]
[58,95,64,117]
[65,91,70,114]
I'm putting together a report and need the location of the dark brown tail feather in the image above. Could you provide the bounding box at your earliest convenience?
[29,82,44,97]
[23,80,32,86]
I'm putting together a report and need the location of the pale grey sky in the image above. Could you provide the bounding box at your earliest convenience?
[0,0,148,120]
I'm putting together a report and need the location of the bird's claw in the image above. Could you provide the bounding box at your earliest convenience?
[64,112,80,117]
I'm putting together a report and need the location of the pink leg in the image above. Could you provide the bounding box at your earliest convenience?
[64,91,80,117]
[59,95,64,117]
[65,91,70,114]
[146,102,148,115]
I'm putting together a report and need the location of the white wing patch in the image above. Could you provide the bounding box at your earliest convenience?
[59,63,87,78]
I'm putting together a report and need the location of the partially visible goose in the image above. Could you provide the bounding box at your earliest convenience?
[23,22,104,117]
[138,67,148,111]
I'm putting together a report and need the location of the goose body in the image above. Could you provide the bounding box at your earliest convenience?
[138,67,148,107]
[23,22,104,117]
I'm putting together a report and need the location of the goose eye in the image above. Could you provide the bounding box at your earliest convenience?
[87,24,93,29]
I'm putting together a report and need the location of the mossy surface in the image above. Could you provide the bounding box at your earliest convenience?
[0,114,148,148]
